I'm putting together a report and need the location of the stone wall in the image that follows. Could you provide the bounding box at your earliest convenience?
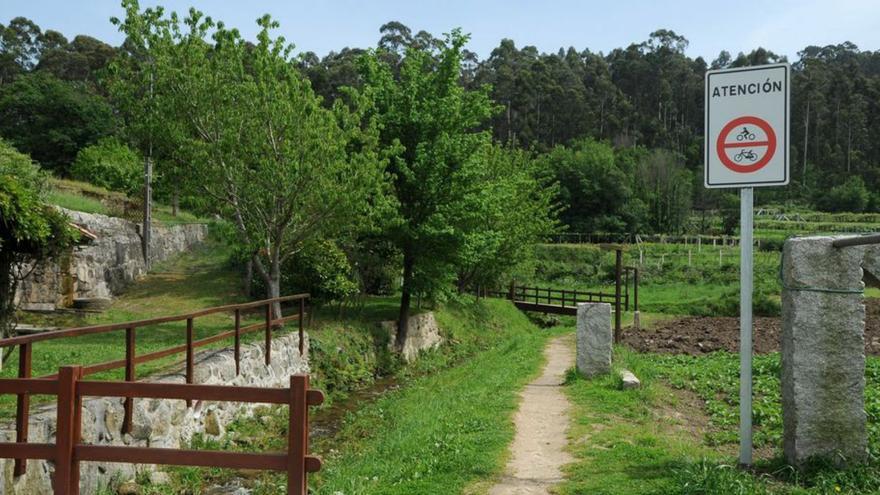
[0,332,309,495]
[15,209,208,311]
[381,312,443,362]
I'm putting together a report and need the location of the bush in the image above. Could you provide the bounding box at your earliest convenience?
[815,177,871,213]
[70,138,141,194]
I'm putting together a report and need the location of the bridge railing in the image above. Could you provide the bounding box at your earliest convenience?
[0,366,323,494]
[0,294,310,476]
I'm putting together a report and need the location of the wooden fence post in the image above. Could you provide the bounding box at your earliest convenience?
[234,309,241,376]
[265,303,272,366]
[14,342,31,476]
[614,248,622,343]
[123,327,135,434]
[288,375,308,495]
[186,318,194,408]
[55,365,82,495]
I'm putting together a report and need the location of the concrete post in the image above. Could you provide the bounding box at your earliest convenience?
[781,236,867,466]
[576,303,612,378]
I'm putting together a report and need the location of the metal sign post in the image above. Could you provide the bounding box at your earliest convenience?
[704,63,789,466]
[739,186,753,465]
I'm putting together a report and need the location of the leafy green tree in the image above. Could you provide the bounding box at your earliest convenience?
[70,137,141,194]
[357,30,500,344]
[0,139,76,340]
[0,71,115,172]
[37,34,116,84]
[454,145,559,291]
[538,138,644,234]
[112,3,385,313]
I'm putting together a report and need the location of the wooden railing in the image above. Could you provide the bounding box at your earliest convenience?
[0,366,323,494]
[0,294,309,476]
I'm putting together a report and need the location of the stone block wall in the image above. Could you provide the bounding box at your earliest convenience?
[0,332,309,495]
[15,209,208,311]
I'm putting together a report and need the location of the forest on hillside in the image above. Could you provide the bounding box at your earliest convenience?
[2,15,879,235]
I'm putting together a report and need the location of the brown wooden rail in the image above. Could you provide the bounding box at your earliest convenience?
[0,366,323,494]
[0,294,310,476]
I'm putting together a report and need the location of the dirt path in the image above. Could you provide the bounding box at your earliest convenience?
[488,335,574,495]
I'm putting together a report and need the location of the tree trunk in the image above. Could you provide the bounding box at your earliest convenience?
[268,253,282,320]
[244,257,254,296]
[142,155,152,269]
[802,99,810,184]
[172,186,179,217]
[0,252,15,340]
[396,250,414,349]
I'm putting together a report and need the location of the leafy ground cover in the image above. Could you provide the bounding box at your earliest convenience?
[560,344,880,494]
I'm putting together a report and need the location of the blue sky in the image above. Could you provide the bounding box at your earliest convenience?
[4,0,880,61]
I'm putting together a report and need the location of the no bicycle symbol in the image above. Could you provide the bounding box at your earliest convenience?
[715,116,777,174]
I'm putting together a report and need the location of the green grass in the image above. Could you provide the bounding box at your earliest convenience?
[47,177,209,225]
[2,240,265,415]
[135,299,556,495]
[560,344,880,494]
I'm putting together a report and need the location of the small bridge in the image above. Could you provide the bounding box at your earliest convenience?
[478,264,639,341]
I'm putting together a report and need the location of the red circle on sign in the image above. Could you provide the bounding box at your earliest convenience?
[715,116,777,173]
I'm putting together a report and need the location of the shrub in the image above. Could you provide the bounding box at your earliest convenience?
[70,138,141,194]
[815,177,871,213]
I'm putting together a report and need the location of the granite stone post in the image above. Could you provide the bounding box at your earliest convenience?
[576,303,612,378]
[781,236,868,466]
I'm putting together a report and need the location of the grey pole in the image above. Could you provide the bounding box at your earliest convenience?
[739,187,754,466]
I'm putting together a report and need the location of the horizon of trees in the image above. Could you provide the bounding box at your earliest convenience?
[3,13,880,233]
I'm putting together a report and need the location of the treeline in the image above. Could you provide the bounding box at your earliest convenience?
[3,14,880,232]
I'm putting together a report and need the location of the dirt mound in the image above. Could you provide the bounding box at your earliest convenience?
[621,299,880,356]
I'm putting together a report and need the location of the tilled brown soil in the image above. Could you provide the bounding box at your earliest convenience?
[621,298,880,356]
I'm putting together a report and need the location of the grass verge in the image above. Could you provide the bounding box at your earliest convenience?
[561,344,880,494]
[139,299,556,494]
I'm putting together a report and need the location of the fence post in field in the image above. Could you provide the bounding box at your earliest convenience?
[633,268,640,329]
[55,365,83,495]
[614,248,622,343]
[14,342,32,476]
[688,249,692,267]
[123,327,136,434]
[508,280,515,301]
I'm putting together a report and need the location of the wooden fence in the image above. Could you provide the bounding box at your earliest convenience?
[0,366,323,494]
[0,294,309,477]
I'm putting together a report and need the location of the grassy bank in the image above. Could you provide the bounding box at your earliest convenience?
[560,345,880,494]
[144,299,555,494]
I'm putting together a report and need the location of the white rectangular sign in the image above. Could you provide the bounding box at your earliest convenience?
[704,63,790,188]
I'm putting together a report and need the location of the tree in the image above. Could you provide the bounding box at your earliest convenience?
[37,35,116,84]
[538,138,645,234]
[0,139,76,341]
[454,145,558,291]
[0,71,115,172]
[357,30,498,345]
[112,3,385,314]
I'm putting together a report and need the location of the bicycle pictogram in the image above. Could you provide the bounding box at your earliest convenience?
[734,149,758,162]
